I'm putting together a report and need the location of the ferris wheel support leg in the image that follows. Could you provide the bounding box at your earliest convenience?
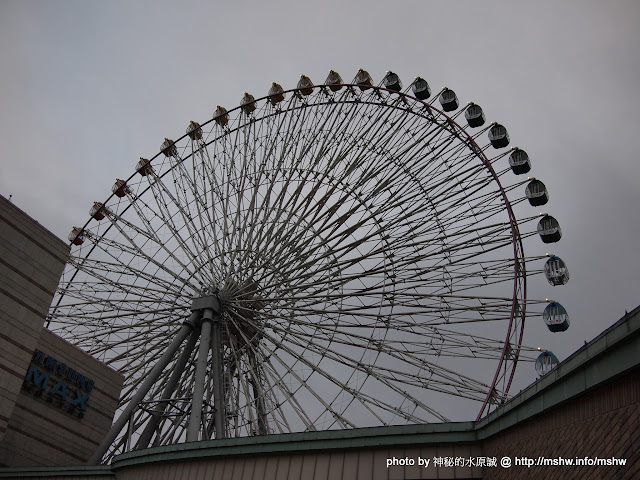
[210,314,226,439]
[136,328,200,450]
[186,308,214,442]
[248,349,268,435]
[87,313,198,465]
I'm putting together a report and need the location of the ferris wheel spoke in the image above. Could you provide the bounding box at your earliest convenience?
[266,306,485,396]
[66,259,186,302]
[224,110,308,274]
[69,256,185,296]
[225,309,320,435]
[247,354,296,435]
[132,172,208,282]
[140,173,210,282]
[96,325,174,371]
[262,337,356,429]
[247,105,390,233]
[194,142,227,271]
[168,152,220,283]
[267,322,452,422]
[257,359,317,432]
[78,226,197,294]
[114,192,209,285]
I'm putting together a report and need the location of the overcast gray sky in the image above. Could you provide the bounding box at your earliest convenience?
[1,0,639,398]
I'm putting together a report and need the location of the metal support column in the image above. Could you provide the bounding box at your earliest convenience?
[87,313,198,465]
[210,313,226,439]
[135,328,200,450]
[248,349,268,435]
[186,308,213,442]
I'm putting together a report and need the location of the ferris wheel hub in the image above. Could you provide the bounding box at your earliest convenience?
[190,293,223,315]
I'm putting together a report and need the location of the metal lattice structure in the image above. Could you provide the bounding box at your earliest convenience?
[47,70,565,464]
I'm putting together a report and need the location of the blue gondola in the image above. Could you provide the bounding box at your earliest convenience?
[543,302,570,332]
[535,351,559,376]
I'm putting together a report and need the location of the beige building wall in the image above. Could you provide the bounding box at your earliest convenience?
[1,328,124,466]
[0,195,69,444]
[0,196,124,467]
[111,443,484,480]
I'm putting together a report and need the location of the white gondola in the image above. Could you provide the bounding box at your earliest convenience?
[160,138,178,157]
[297,75,314,95]
[488,123,509,148]
[354,69,373,91]
[439,88,458,111]
[68,227,84,246]
[240,93,257,114]
[325,70,343,92]
[537,215,562,243]
[383,71,402,92]
[544,255,570,286]
[186,121,203,140]
[465,103,485,127]
[411,77,431,100]
[268,83,285,105]
[90,202,106,221]
[112,178,130,198]
[508,148,531,174]
[213,105,229,126]
[525,179,549,206]
[136,157,153,176]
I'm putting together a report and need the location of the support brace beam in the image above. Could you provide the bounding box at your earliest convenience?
[210,313,226,438]
[186,308,213,442]
[135,328,200,450]
[87,312,198,465]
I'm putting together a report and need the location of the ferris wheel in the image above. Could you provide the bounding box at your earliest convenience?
[47,69,568,463]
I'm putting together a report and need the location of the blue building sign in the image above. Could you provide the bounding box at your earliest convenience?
[22,349,96,417]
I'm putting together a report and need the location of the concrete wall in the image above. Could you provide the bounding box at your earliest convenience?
[1,329,124,466]
[113,443,483,480]
[0,195,69,445]
[483,370,639,480]
[0,466,114,480]
[0,196,124,467]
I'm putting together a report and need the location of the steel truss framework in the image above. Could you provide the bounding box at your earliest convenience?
[47,74,556,464]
